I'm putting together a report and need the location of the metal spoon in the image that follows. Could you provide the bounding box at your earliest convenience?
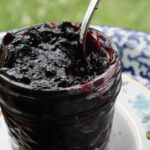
[80,0,101,55]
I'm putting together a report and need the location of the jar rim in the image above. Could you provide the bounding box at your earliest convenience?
[0,25,120,96]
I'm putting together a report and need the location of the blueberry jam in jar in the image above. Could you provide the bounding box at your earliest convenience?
[0,22,122,150]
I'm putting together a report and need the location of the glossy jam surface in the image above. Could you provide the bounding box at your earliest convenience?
[0,22,115,89]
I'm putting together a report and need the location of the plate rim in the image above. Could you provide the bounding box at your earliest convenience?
[116,101,143,150]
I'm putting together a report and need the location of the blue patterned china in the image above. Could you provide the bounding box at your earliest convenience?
[93,26,150,89]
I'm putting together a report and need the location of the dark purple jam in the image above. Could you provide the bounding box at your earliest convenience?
[0,22,115,89]
[0,22,121,150]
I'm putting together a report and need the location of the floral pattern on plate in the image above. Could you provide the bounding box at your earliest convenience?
[93,26,150,88]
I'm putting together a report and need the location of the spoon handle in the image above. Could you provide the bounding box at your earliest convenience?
[80,0,100,42]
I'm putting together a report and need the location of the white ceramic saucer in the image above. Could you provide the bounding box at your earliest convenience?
[107,102,141,150]
[0,74,150,150]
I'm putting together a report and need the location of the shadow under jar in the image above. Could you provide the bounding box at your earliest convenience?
[0,24,122,150]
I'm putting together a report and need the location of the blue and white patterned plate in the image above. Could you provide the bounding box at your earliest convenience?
[94,26,150,89]
[0,26,150,150]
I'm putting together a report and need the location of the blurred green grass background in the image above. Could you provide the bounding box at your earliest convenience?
[0,0,149,32]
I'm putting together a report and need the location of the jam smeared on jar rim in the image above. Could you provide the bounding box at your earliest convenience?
[0,22,117,89]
